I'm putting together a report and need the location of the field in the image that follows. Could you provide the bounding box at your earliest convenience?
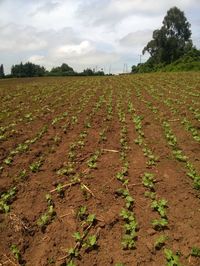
[0,72,200,266]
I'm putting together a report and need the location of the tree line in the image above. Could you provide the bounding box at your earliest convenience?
[0,62,105,79]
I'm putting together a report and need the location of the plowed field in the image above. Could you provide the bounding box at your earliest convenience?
[0,73,200,266]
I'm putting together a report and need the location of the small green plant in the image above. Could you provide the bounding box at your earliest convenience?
[164,249,182,266]
[186,162,200,190]
[17,169,27,181]
[154,235,168,250]
[116,188,134,210]
[56,183,64,197]
[10,244,21,262]
[191,246,200,257]
[120,209,138,249]
[71,115,78,125]
[77,205,87,220]
[99,130,107,142]
[73,231,82,242]
[67,260,76,266]
[53,135,61,145]
[116,162,129,184]
[0,187,16,213]
[29,160,42,173]
[144,191,156,199]
[83,235,97,251]
[85,213,96,226]
[134,135,143,146]
[68,247,79,260]
[87,151,100,169]
[47,257,55,264]
[142,172,156,190]
[4,156,13,165]
[37,205,55,230]
[57,162,75,176]
[16,143,29,153]
[173,149,187,162]
[152,218,168,231]
[45,194,53,206]
[151,199,168,218]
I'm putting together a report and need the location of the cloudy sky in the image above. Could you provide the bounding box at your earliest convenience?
[0,0,199,74]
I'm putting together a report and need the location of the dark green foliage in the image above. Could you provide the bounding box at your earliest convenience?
[81,68,105,76]
[160,48,200,72]
[132,7,199,73]
[11,62,46,77]
[143,7,192,64]
[49,63,75,76]
[0,64,5,78]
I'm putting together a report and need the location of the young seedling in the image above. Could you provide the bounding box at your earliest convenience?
[116,162,129,184]
[186,162,200,190]
[116,189,134,210]
[17,169,27,181]
[73,231,82,242]
[164,249,182,266]
[134,135,143,146]
[154,235,168,250]
[68,247,79,260]
[151,199,168,218]
[0,187,16,213]
[173,149,187,162]
[4,156,13,165]
[152,218,168,231]
[45,194,53,206]
[120,209,138,250]
[10,244,21,262]
[144,191,156,200]
[142,172,156,190]
[67,260,76,266]
[29,160,42,173]
[77,205,87,221]
[87,151,100,169]
[83,234,97,251]
[37,205,55,230]
[99,130,107,142]
[57,162,75,176]
[191,246,200,257]
[56,183,64,198]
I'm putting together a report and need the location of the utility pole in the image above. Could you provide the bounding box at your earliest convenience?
[126,64,128,73]
[139,55,142,64]
[123,63,126,73]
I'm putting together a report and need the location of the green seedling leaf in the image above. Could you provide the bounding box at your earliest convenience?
[191,246,200,257]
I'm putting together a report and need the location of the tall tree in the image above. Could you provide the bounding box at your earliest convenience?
[143,7,193,64]
[0,64,5,78]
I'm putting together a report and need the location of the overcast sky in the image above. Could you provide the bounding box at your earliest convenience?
[0,0,199,73]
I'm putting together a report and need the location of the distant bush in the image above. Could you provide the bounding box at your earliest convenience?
[11,62,46,77]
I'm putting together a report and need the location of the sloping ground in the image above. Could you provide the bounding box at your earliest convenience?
[0,73,200,266]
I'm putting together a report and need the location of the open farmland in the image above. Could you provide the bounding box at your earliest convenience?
[0,73,200,266]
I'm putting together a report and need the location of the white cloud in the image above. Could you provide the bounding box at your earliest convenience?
[119,30,153,48]
[31,1,60,15]
[0,24,47,52]
[28,55,45,63]
[55,41,94,57]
